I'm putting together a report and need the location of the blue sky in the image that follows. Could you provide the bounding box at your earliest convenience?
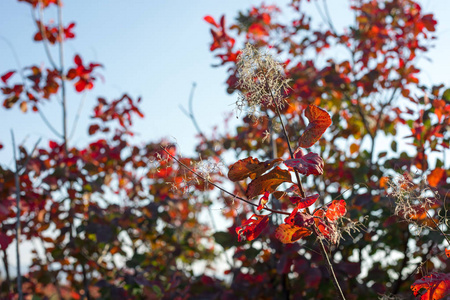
[0,0,449,161]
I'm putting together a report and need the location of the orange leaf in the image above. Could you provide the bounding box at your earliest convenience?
[275,224,312,244]
[228,157,282,182]
[380,176,389,188]
[246,166,292,199]
[446,249,450,258]
[204,15,219,27]
[411,272,450,300]
[236,214,270,242]
[326,200,347,222]
[298,105,332,148]
[428,168,445,188]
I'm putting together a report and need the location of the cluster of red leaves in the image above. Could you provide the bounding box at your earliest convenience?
[34,21,76,44]
[67,55,102,92]
[230,105,347,244]
[89,94,144,136]
[18,0,57,8]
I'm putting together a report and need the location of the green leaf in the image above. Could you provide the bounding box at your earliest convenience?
[391,140,397,152]
[443,88,450,102]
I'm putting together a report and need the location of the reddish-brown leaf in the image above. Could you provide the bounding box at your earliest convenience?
[228,157,282,182]
[246,166,292,199]
[298,105,332,148]
[290,193,319,209]
[326,200,347,222]
[411,272,450,300]
[275,224,312,244]
[236,214,270,242]
[284,149,324,176]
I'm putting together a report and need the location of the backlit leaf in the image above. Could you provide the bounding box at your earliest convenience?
[236,214,270,242]
[246,166,292,199]
[428,168,445,188]
[275,224,312,244]
[228,157,282,182]
[411,272,450,300]
[289,193,319,209]
[298,105,332,148]
[326,200,347,222]
[257,192,270,211]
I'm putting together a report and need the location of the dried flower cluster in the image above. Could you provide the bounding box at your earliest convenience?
[388,173,439,231]
[236,43,291,118]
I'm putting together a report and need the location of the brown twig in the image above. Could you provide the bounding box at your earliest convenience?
[160,146,290,216]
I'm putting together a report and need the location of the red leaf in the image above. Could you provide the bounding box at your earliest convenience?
[236,214,270,242]
[49,140,58,149]
[204,15,219,27]
[284,149,324,175]
[290,193,319,209]
[88,124,100,135]
[257,192,270,211]
[298,105,332,148]
[446,249,450,258]
[74,54,82,66]
[1,71,15,84]
[248,23,269,37]
[275,224,312,244]
[326,200,346,222]
[284,208,314,228]
[411,272,450,300]
[246,166,292,199]
[0,233,12,250]
[228,157,282,181]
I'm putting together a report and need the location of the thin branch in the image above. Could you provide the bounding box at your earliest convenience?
[160,146,290,216]
[34,1,58,70]
[274,104,306,198]
[315,227,347,300]
[57,0,68,147]
[11,130,23,300]
[69,92,87,141]
[37,105,64,139]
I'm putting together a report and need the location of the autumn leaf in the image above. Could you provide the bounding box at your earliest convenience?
[298,105,332,148]
[257,192,270,211]
[446,249,450,258]
[284,208,314,228]
[1,71,15,84]
[275,224,312,244]
[284,149,324,176]
[326,200,347,222]
[411,272,450,300]
[204,15,219,27]
[428,168,445,188]
[228,157,282,182]
[246,166,292,199]
[236,214,270,242]
[290,193,319,209]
